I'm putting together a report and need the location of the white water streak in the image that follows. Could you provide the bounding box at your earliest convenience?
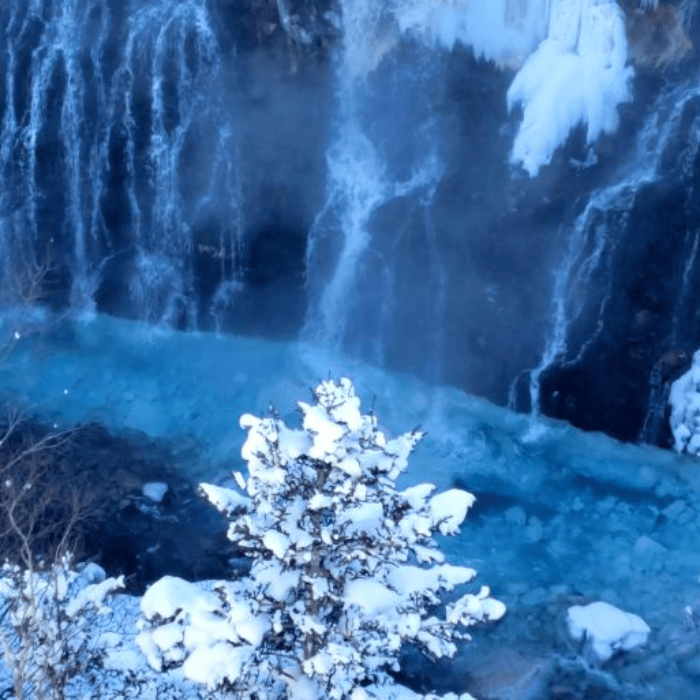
[305,0,443,350]
[0,0,242,322]
[528,78,700,416]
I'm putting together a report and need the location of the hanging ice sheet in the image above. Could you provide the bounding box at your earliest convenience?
[395,0,634,175]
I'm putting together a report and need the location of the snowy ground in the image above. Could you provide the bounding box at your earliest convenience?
[1,313,700,697]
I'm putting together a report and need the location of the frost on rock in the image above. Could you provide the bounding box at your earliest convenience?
[670,350,700,455]
[140,378,505,699]
[567,601,650,662]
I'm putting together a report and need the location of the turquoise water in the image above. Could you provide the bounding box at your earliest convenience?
[1,313,699,696]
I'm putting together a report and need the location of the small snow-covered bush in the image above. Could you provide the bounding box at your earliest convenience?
[138,378,505,699]
[0,555,124,700]
[0,422,125,699]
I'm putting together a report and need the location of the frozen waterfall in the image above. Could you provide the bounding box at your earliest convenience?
[396,0,633,175]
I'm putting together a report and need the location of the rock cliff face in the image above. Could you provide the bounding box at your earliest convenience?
[259,0,700,449]
[625,1,692,68]
[1,0,699,449]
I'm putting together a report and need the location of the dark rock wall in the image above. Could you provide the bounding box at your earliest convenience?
[534,7,700,447]
[197,0,338,336]
[4,0,700,449]
[540,91,700,446]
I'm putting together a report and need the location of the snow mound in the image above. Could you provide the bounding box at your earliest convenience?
[670,350,700,455]
[139,576,219,621]
[566,601,650,662]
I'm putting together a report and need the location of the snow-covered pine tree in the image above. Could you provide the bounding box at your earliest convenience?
[137,378,505,699]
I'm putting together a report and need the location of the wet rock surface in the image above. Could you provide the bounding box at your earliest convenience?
[0,418,240,593]
[538,106,700,447]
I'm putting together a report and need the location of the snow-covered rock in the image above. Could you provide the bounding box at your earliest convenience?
[566,601,651,662]
[142,482,169,503]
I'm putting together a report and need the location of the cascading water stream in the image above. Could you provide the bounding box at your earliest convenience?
[638,97,700,444]
[0,0,243,323]
[525,75,700,426]
[120,0,235,325]
[638,224,700,445]
[303,0,443,361]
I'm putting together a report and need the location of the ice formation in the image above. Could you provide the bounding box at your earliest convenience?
[396,0,634,175]
[507,0,633,175]
[395,0,551,67]
[669,350,700,454]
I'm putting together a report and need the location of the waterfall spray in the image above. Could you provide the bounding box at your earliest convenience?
[303,0,443,357]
